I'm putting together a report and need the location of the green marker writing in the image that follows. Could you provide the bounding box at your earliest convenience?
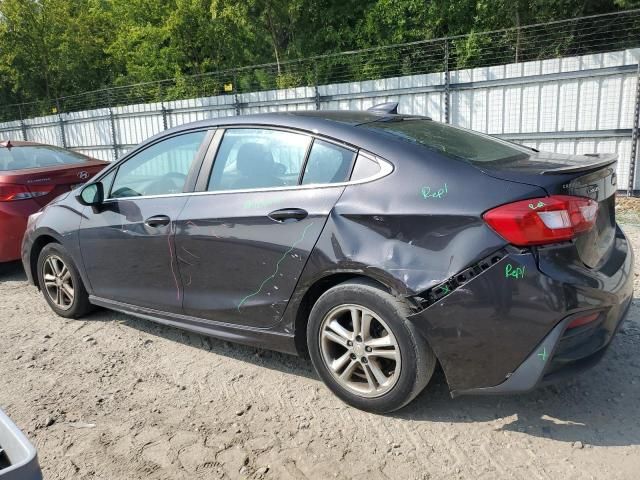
[505,264,525,279]
[421,183,448,200]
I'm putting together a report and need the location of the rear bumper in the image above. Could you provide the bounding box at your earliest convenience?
[408,225,633,395]
[0,201,38,263]
[451,299,630,396]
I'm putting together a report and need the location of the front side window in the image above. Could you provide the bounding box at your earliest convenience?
[0,146,89,171]
[301,140,356,185]
[110,131,207,198]
[207,129,311,191]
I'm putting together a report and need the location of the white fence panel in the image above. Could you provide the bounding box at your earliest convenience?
[0,48,638,189]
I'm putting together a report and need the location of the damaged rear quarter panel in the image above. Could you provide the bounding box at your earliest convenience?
[296,145,547,296]
[283,143,548,351]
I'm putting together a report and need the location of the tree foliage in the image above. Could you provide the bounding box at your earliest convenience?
[0,0,632,109]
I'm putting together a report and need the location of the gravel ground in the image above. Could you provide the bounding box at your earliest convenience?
[1,221,640,479]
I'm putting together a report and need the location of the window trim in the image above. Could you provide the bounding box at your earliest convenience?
[89,125,393,202]
[95,128,214,202]
[195,125,389,195]
[105,151,392,200]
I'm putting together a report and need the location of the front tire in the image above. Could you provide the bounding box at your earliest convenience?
[307,279,436,413]
[37,243,93,319]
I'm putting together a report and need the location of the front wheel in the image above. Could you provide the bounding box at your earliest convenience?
[307,279,436,413]
[37,243,93,319]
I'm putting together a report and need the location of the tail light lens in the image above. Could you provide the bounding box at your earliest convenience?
[0,184,54,202]
[483,195,598,246]
[566,312,600,329]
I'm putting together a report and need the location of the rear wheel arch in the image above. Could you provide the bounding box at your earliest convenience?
[293,273,393,356]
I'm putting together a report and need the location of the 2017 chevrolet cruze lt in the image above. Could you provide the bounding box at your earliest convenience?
[22,105,633,412]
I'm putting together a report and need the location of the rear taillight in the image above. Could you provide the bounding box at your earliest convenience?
[483,195,598,246]
[0,184,54,202]
[566,312,600,329]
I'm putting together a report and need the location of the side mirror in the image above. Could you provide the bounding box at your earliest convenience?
[77,182,104,206]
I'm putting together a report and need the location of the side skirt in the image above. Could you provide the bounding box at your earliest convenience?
[89,296,298,355]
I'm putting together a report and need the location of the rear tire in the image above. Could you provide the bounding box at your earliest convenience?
[37,243,93,319]
[307,279,436,413]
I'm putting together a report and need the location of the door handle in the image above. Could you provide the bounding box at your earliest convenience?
[144,215,171,228]
[268,208,308,223]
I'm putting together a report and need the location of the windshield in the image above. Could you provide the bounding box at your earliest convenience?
[0,145,89,171]
[363,119,530,164]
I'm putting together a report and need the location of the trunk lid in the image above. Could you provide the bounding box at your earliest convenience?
[479,152,618,269]
[0,160,108,207]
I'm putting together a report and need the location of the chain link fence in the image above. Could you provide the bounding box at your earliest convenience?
[1,9,640,122]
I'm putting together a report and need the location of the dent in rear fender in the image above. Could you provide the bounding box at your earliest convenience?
[291,209,509,297]
[279,149,548,335]
[279,208,510,337]
[407,253,570,391]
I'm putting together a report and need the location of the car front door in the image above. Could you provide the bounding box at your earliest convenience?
[175,128,358,328]
[78,129,212,313]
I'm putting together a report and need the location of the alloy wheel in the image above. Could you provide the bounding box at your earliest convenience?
[319,304,401,398]
[42,255,74,310]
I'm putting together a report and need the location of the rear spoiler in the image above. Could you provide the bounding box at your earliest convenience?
[541,153,617,174]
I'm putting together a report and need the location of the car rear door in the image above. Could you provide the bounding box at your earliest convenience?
[78,129,213,314]
[175,128,357,328]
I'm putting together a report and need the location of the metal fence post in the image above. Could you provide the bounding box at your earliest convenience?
[233,74,240,115]
[629,63,640,196]
[18,105,28,141]
[234,93,240,116]
[314,65,321,110]
[55,99,67,148]
[107,92,118,161]
[160,84,169,130]
[444,39,451,124]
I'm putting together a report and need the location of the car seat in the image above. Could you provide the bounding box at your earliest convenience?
[230,143,284,189]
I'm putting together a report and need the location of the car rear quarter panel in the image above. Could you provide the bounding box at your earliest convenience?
[294,143,547,292]
[282,143,548,339]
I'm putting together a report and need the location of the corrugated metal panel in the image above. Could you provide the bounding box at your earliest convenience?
[0,48,637,188]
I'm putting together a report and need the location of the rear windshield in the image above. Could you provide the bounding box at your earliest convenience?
[0,146,89,171]
[363,119,529,164]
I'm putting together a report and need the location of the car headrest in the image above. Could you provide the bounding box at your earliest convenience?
[236,143,275,176]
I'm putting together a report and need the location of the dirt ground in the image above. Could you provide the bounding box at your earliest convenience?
[2,211,640,479]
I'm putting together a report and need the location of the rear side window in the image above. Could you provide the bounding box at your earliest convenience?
[207,129,311,191]
[301,140,356,185]
[351,154,381,181]
[364,120,528,164]
[0,146,89,171]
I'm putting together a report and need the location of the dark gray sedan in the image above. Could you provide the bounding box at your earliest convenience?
[21,106,633,412]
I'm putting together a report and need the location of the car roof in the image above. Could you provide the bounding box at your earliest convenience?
[148,110,432,157]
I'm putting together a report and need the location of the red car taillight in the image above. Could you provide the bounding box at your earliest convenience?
[0,184,54,202]
[483,195,598,246]
[566,312,600,329]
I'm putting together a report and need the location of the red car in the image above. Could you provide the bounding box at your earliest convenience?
[0,140,108,263]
